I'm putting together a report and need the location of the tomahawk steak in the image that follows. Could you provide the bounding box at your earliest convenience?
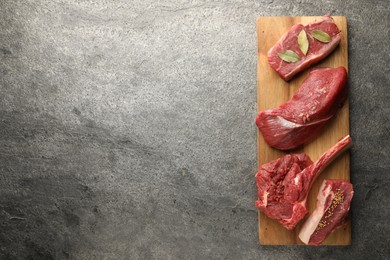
[255,135,352,230]
[256,67,348,151]
[299,179,354,245]
[268,15,341,81]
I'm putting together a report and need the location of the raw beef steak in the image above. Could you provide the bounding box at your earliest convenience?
[299,180,354,245]
[268,16,341,81]
[255,135,352,230]
[256,67,348,151]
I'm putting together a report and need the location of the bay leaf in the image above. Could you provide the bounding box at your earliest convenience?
[277,50,300,63]
[298,29,309,55]
[310,30,331,43]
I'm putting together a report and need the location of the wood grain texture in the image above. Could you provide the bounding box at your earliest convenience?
[257,16,350,245]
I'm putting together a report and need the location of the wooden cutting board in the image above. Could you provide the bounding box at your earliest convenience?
[257,16,350,245]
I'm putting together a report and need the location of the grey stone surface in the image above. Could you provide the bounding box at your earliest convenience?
[0,0,389,259]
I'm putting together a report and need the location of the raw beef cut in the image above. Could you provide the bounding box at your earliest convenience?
[255,135,352,230]
[268,15,341,81]
[299,180,353,245]
[256,67,348,151]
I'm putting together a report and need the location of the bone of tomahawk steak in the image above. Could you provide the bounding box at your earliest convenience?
[298,179,353,245]
[255,135,352,230]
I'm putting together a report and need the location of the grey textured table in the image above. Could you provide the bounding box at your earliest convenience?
[0,0,389,259]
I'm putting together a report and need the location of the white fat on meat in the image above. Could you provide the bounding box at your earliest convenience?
[275,116,299,128]
[294,175,300,185]
[263,191,269,207]
[299,182,333,244]
[273,115,335,133]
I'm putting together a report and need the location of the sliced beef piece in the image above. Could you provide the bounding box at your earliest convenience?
[298,180,354,245]
[268,15,341,81]
[255,135,352,230]
[256,67,348,151]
